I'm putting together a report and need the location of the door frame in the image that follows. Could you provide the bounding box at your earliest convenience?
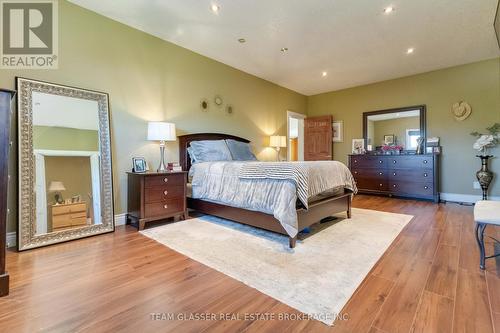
[286,110,306,161]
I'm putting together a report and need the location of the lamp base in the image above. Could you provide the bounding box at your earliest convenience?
[157,142,168,172]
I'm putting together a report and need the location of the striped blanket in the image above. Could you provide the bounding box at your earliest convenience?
[239,161,357,209]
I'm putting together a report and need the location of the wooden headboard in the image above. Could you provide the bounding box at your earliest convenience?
[178,133,250,171]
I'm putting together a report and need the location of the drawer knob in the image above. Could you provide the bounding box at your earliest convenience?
[354,160,358,163]
[424,186,429,189]
[393,184,397,188]
[163,177,169,183]
[379,160,383,164]
[354,171,358,174]
[393,160,397,164]
[163,204,168,209]
[423,160,428,164]
[379,183,383,187]
[393,172,396,176]
[163,190,168,195]
[379,172,383,175]
[423,173,428,177]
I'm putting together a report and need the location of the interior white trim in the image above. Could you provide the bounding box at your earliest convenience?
[6,232,16,248]
[440,193,500,204]
[115,213,127,226]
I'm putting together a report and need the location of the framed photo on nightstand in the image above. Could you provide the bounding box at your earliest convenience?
[132,157,147,173]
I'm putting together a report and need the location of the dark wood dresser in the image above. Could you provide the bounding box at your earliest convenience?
[126,171,188,230]
[0,89,15,297]
[349,154,439,202]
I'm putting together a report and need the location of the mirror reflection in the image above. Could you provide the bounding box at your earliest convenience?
[366,110,421,151]
[32,91,101,235]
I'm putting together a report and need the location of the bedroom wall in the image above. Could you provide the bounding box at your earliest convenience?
[308,58,500,198]
[1,0,307,232]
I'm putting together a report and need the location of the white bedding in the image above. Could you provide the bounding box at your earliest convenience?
[189,161,356,237]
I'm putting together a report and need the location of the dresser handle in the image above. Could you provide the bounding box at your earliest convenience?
[424,186,429,190]
[379,172,383,175]
[354,160,358,163]
[379,183,383,187]
[379,160,383,164]
[163,177,168,183]
[393,160,397,164]
[423,173,428,177]
[354,171,358,174]
[163,190,168,195]
[393,184,397,188]
[393,172,396,176]
[423,160,428,164]
[163,204,168,209]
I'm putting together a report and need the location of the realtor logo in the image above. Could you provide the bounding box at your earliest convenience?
[1,0,58,69]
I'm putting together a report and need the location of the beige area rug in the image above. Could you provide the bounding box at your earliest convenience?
[140,208,413,325]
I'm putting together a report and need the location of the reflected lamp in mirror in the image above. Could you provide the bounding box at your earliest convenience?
[48,181,66,205]
[270,135,286,161]
[147,122,176,172]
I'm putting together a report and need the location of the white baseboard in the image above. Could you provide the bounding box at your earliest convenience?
[114,213,127,226]
[6,232,16,248]
[440,193,500,204]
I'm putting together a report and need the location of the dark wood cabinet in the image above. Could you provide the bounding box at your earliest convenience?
[349,154,439,202]
[1,89,15,297]
[126,171,188,230]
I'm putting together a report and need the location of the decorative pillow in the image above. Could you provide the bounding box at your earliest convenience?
[189,140,232,163]
[225,139,258,161]
[187,146,197,164]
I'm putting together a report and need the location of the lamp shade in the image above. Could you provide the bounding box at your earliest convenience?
[270,135,287,148]
[147,122,176,141]
[48,181,66,192]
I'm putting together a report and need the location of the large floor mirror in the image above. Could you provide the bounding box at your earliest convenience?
[17,78,114,250]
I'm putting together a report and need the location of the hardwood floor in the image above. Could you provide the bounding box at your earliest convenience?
[1,195,499,333]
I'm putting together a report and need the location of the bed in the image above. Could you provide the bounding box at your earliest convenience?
[179,133,356,248]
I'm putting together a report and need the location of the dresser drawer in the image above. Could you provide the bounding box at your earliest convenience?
[387,156,433,169]
[145,186,184,203]
[352,168,387,179]
[145,199,184,218]
[356,178,388,191]
[145,174,185,188]
[350,156,386,168]
[52,215,72,228]
[389,181,434,196]
[388,169,433,182]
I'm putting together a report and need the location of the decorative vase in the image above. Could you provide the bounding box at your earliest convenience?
[476,155,494,200]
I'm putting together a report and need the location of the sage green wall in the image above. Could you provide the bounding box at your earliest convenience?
[1,1,306,232]
[34,126,98,151]
[308,58,500,197]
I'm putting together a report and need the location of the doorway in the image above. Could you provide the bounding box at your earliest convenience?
[287,111,305,161]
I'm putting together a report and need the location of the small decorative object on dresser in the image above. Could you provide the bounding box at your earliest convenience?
[132,157,147,173]
[349,154,439,202]
[471,123,499,199]
[126,171,188,230]
[352,139,365,154]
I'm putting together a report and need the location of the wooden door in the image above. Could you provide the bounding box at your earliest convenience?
[304,115,333,160]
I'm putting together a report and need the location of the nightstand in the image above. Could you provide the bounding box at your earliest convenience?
[126,171,188,230]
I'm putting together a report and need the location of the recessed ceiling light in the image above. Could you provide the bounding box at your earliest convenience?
[211,4,220,13]
[383,6,395,14]
[238,38,246,43]
[280,47,288,52]
[322,71,327,77]
[406,47,415,54]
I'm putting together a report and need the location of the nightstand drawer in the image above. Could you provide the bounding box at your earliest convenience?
[145,174,185,188]
[145,199,184,218]
[145,186,184,203]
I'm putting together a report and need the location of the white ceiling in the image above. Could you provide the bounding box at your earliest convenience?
[367,110,420,121]
[33,92,99,130]
[69,0,500,95]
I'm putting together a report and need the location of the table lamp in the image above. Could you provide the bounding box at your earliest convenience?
[270,135,287,161]
[48,181,66,204]
[147,122,176,172]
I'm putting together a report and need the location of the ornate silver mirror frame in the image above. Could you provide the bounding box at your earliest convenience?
[17,78,114,250]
